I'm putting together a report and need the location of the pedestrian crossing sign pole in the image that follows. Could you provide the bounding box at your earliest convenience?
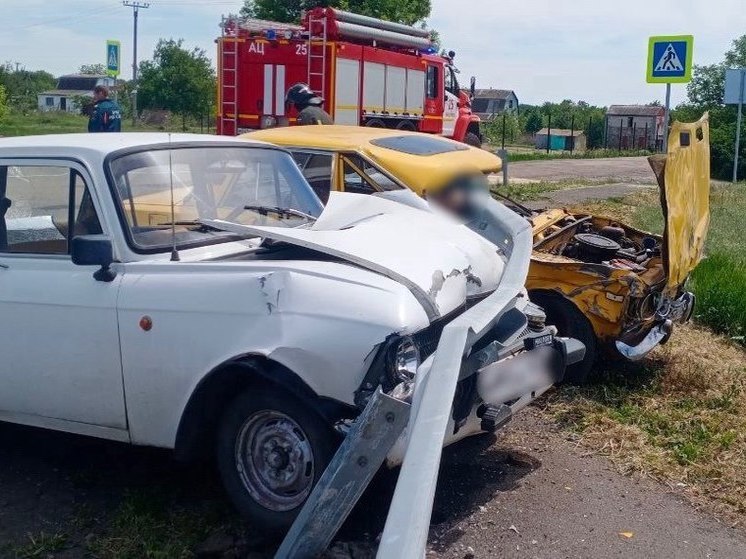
[647,35,694,152]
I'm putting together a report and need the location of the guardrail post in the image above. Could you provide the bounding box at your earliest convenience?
[275,388,411,559]
[496,149,508,188]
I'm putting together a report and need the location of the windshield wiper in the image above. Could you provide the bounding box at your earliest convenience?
[157,219,229,232]
[243,205,317,221]
[492,192,534,217]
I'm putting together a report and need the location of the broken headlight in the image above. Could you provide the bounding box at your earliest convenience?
[388,336,421,383]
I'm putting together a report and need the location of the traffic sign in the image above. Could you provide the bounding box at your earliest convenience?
[106,40,121,77]
[647,35,693,83]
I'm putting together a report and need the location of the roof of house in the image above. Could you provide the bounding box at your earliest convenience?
[39,90,93,97]
[56,74,108,91]
[536,128,584,137]
[607,105,664,117]
[472,89,516,100]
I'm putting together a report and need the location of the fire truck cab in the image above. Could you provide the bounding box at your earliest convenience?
[217,8,482,146]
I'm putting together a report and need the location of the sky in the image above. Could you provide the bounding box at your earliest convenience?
[1,0,744,107]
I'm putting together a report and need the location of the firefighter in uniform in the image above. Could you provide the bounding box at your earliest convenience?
[286,83,333,125]
[87,85,122,133]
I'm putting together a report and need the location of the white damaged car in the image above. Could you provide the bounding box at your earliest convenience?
[0,134,583,534]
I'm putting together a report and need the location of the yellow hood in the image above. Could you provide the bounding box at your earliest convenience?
[657,114,710,296]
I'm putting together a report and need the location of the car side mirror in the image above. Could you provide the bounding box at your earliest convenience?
[71,235,116,282]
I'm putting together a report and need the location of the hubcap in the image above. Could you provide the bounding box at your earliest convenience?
[235,410,315,512]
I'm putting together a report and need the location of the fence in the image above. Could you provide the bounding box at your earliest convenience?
[605,125,660,151]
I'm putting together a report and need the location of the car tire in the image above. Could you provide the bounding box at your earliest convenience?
[530,291,598,385]
[216,386,337,534]
[464,132,482,148]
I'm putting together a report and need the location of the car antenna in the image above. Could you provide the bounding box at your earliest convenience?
[168,134,180,262]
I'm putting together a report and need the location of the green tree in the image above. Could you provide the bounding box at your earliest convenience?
[79,63,107,75]
[687,63,725,107]
[484,114,521,146]
[137,39,215,129]
[0,64,56,112]
[240,0,431,25]
[676,33,746,180]
[0,85,9,123]
[524,109,542,135]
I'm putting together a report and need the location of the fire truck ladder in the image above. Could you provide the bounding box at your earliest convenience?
[220,17,239,135]
[306,14,328,103]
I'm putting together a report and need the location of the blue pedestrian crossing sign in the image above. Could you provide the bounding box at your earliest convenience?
[106,40,121,78]
[647,35,693,83]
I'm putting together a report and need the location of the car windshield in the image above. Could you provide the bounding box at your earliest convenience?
[109,146,324,252]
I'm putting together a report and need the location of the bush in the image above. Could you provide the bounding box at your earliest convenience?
[0,85,8,123]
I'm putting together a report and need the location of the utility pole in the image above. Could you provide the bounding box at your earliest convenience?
[123,1,150,127]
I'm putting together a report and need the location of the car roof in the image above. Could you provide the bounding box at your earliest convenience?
[0,133,273,162]
[243,126,502,194]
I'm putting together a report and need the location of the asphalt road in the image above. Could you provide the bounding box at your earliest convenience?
[427,408,746,559]
[509,157,655,184]
[1,406,744,558]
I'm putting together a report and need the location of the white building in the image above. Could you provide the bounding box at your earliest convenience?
[37,74,116,113]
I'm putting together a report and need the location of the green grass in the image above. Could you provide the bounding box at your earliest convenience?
[84,488,235,558]
[495,178,617,202]
[638,183,746,343]
[0,110,212,137]
[544,182,746,519]
[9,532,68,558]
[507,148,654,162]
[545,324,746,517]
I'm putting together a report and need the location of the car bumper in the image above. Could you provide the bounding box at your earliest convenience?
[385,333,584,466]
[616,291,695,361]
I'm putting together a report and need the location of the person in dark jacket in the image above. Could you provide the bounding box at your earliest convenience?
[87,85,122,133]
[286,83,332,125]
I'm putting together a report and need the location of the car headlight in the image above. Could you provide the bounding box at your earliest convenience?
[389,336,421,383]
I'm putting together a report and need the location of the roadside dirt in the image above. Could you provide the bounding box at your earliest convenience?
[509,157,655,183]
[524,183,656,209]
[2,407,745,558]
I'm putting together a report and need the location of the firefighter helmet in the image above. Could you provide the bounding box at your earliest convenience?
[286,83,323,108]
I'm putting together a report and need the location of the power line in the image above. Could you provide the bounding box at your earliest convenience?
[123,1,150,126]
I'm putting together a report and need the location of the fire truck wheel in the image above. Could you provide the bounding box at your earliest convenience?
[396,120,416,131]
[365,119,386,128]
[464,132,482,148]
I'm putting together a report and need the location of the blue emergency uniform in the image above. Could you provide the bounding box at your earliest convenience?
[88,99,122,133]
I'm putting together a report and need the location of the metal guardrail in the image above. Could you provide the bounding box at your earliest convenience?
[276,196,534,558]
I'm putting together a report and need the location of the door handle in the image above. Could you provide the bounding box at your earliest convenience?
[0,262,8,269]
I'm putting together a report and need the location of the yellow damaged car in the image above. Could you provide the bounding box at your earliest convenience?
[245,119,710,383]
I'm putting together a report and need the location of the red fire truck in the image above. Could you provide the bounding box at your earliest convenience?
[216,8,482,146]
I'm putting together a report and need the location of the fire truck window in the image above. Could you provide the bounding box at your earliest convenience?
[342,156,378,195]
[296,153,333,204]
[445,67,460,97]
[426,66,438,99]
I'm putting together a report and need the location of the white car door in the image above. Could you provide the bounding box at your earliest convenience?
[0,161,127,434]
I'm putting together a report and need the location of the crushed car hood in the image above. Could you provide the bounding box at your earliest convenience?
[210,192,505,320]
[655,114,711,296]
